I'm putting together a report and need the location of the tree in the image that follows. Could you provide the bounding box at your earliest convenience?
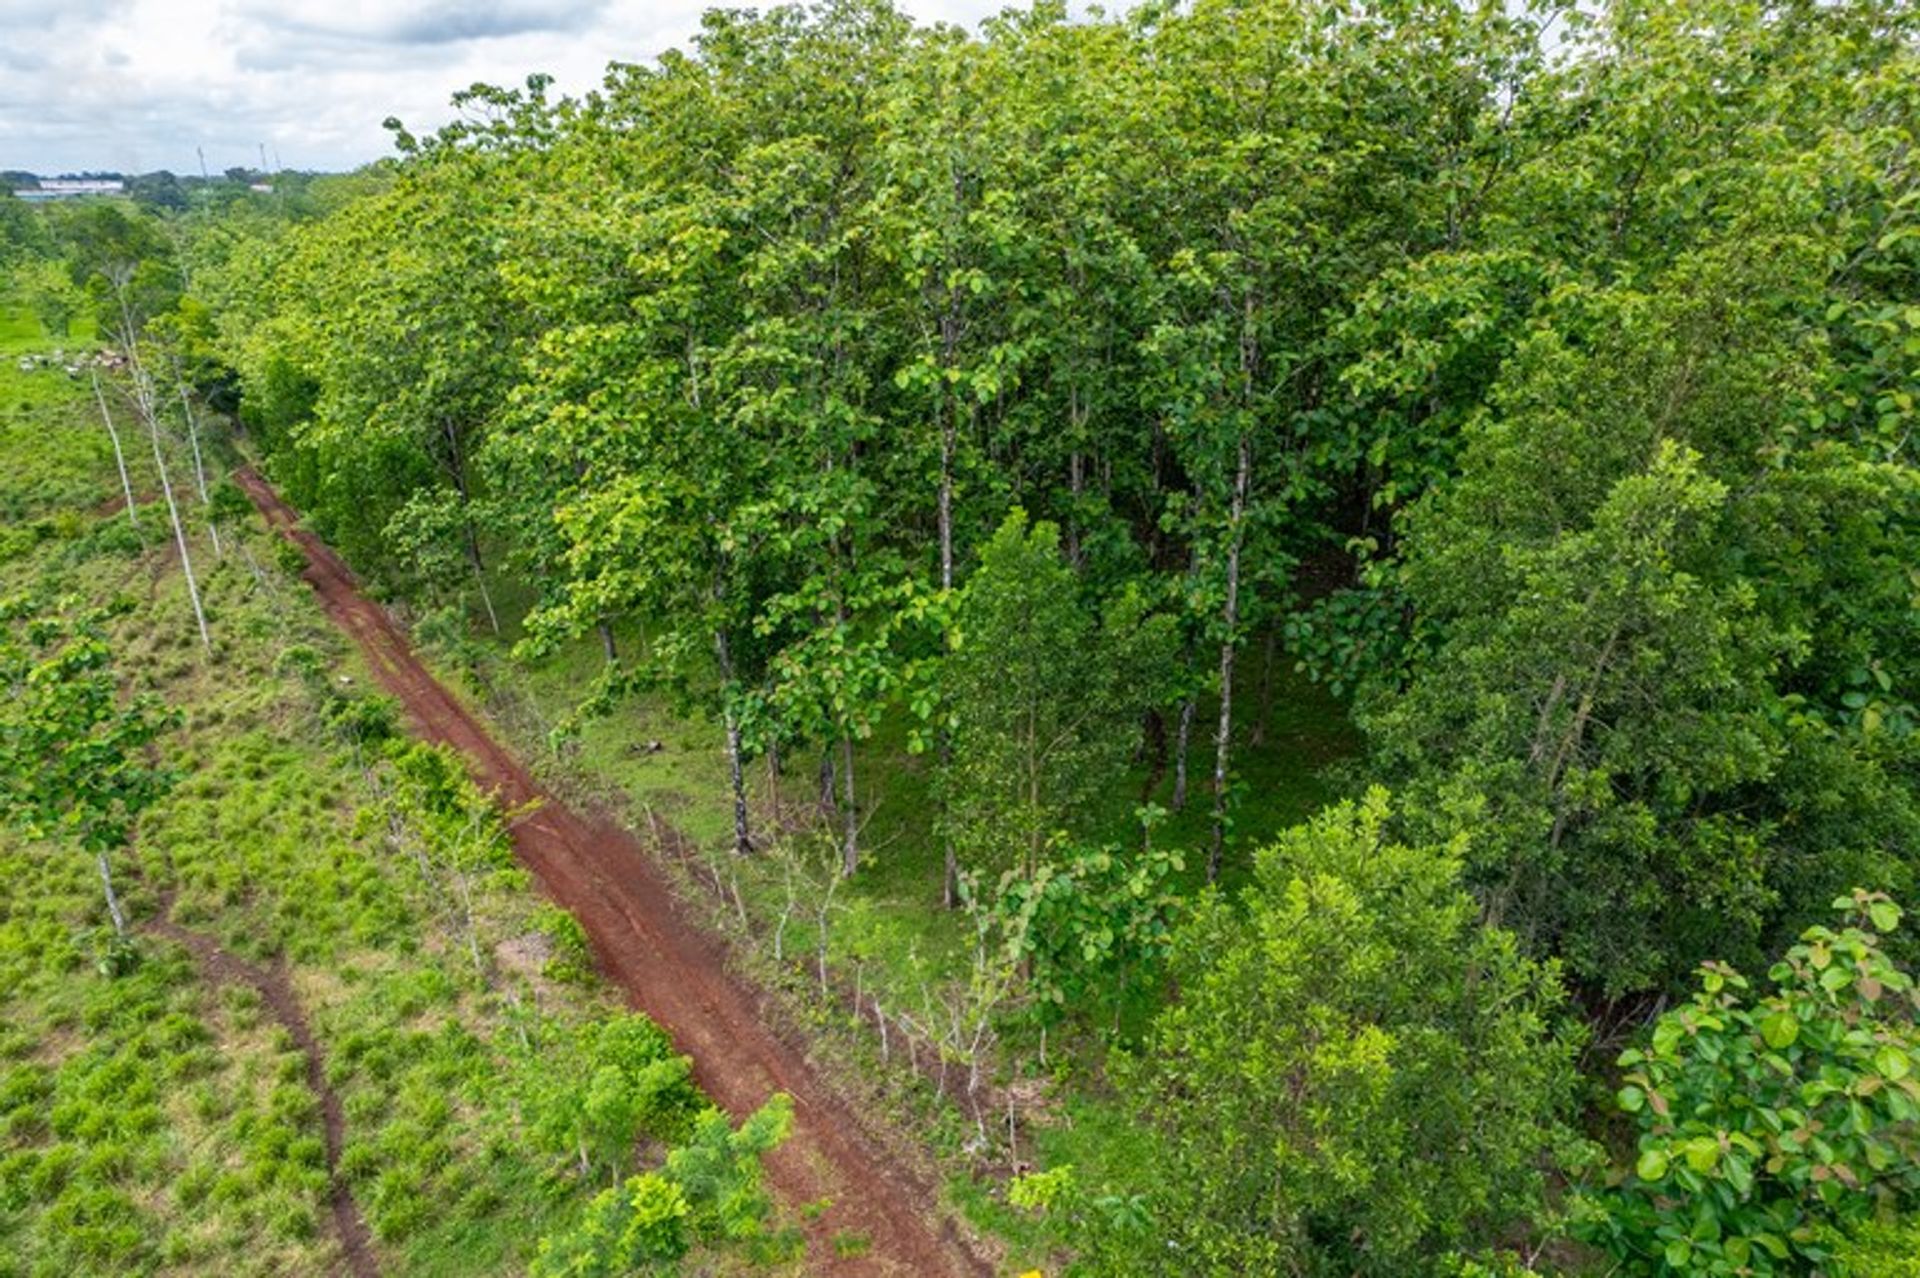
[529,1093,795,1276]
[0,189,51,266]
[101,269,212,653]
[518,1013,703,1186]
[980,837,1184,1032]
[1367,258,1920,997]
[88,369,142,538]
[937,511,1174,881]
[1583,891,1920,1276]
[17,257,83,337]
[1122,790,1582,1275]
[0,601,174,939]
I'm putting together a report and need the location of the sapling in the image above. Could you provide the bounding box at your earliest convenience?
[89,368,140,536]
[0,601,175,942]
[103,268,209,651]
[170,363,222,557]
[135,366,211,651]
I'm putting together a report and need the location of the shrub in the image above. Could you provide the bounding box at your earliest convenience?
[533,903,594,985]
[1581,891,1920,1275]
[529,1095,794,1278]
[979,839,1184,1029]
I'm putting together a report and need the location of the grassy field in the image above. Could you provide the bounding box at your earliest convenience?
[0,304,765,1276]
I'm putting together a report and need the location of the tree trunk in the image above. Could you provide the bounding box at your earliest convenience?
[141,371,211,652]
[942,804,959,909]
[1250,625,1276,748]
[1140,708,1169,802]
[937,318,960,908]
[96,848,126,936]
[723,706,752,856]
[765,740,782,829]
[1172,696,1195,811]
[465,522,500,635]
[1065,382,1087,570]
[818,745,837,818]
[713,626,754,856]
[90,370,140,536]
[172,369,220,558]
[840,734,858,877]
[1066,447,1084,569]
[597,620,617,665]
[1209,431,1252,882]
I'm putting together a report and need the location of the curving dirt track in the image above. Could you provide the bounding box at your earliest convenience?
[144,902,379,1278]
[235,467,991,1277]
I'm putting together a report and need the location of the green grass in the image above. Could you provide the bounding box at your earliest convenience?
[0,307,775,1276]
[0,308,115,531]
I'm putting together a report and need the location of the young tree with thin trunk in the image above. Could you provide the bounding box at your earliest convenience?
[89,369,140,537]
[164,360,222,557]
[0,602,175,940]
[135,368,212,652]
[105,265,211,651]
[939,512,1175,884]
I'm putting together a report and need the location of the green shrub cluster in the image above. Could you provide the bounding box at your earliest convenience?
[529,1095,798,1277]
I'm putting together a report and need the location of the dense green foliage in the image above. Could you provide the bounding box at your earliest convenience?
[1121,791,1582,1275]
[1584,894,1920,1274]
[529,1095,796,1276]
[9,0,1920,1271]
[940,511,1175,877]
[188,0,1920,1008]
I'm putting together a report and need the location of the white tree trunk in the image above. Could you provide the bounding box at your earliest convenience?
[1172,695,1195,811]
[1209,431,1251,882]
[840,733,858,877]
[96,849,127,936]
[172,370,220,557]
[139,370,211,651]
[90,370,140,534]
[712,626,754,856]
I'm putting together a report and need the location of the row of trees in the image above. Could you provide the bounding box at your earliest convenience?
[189,0,1920,1003]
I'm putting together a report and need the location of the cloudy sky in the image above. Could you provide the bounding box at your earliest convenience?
[0,0,1008,176]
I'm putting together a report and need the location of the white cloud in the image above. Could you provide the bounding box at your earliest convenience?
[0,0,1009,176]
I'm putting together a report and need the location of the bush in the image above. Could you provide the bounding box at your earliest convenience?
[529,1095,795,1278]
[533,903,594,985]
[1581,891,1920,1275]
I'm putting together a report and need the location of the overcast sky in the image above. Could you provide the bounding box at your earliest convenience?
[0,0,1009,176]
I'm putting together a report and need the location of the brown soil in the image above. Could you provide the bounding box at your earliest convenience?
[234,467,992,1277]
[143,903,379,1278]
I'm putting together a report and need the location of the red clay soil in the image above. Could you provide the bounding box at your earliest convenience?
[143,903,379,1278]
[234,467,992,1278]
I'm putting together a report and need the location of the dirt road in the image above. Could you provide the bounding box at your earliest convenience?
[235,467,991,1277]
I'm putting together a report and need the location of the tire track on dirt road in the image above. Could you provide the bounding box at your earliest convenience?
[235,466,992,1277]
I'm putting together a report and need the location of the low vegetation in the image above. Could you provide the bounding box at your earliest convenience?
[0,306,791,1275]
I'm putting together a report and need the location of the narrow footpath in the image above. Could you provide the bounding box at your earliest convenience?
[144,898,379,1278]
[235,467,991,1277]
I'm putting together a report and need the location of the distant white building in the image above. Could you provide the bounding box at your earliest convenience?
[11,178,125,201]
